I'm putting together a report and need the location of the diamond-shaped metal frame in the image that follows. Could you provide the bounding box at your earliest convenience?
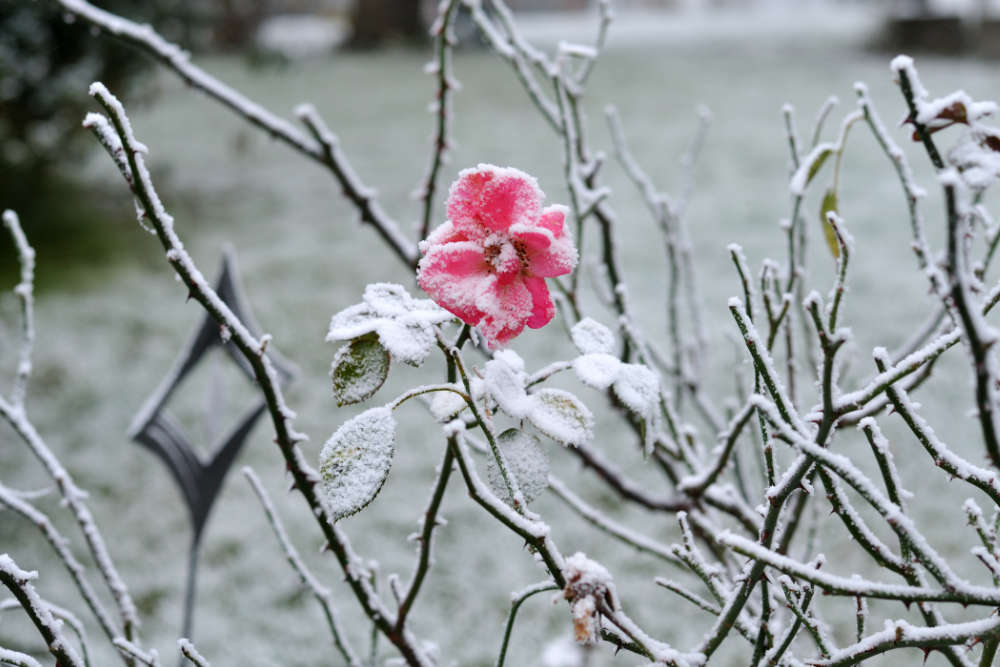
[128,246,294,642]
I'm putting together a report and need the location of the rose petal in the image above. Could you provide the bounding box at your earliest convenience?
[509,222,553,254]
[447,167,494,238]
[524,276,555,329]
[476,275,533,347]
[538,205,568,238]
[416,241,488,325]
[478,166,543,232]
[527,235,577,278]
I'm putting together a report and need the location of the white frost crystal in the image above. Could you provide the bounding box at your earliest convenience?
[327,283,452,366]
[486,428,550,506]
[528,389,594,447]
[570,317,616,355]
[562,552,618,646]
[318,406,397,521]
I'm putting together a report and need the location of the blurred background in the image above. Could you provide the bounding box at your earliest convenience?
[1,0,1000,665]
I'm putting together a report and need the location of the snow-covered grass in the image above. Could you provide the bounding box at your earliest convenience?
[3,5,1000,665]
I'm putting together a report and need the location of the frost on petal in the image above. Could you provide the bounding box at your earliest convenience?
[375,319,436,366]
[538,205,568,238]
[612,363,660,419]
[447,166,494,237]
[524,276,555,329]
[528,234,578,278]
[330,333,390,406]
[319,407,396,521]
[509,222,554,253]
[571,318,616,355]
[419,220,468,254]
[478,165,543,232]
[528,389,594,447]
[476,275,533,347]
[417,241,488,325]
[486,428,550,506]
[573,353,621,390]
[327,303,378,342]
[484,354,531,418]
[563,552,617,646]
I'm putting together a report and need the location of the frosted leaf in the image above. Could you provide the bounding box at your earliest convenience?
[327,303,379,341]
[363,283,412,318]
[486,428,549,506]
[319,406,396,521]
[790,144,834,195]
[484,353,530,418]
[572,353,621,390]
[570,318,616,355]
[377,320,436,367]
[430,385,467,422]
[612,363,660,419]
[528,389,594,447]
[327,283,453,367]
[330,333,390,406]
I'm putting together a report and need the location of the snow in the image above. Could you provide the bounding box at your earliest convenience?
[527,388,594,447]
[570,317,616,355]
[318,406,397,522]
[483,351,532,418]
[572,352,620,389]
[326,283,452,367]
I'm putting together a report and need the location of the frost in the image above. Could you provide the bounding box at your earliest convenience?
[562,552,617,646]
[318,406,396,521]
[486,428,549,506]
[330,333,390,406]
[326,283,452,366]
[572,353,659,421]
[429,385,467,422]
[484,350,532,418]
[570,317,616,355]
[612,363,659,419]
[528,389,594,447]
[572,352,620,390]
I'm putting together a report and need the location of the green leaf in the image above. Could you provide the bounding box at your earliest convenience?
[820,188,840,259]
[318,406,396,521]
[331,333,390,407]
[486,429,550,506]
[805,147,833,187]
[527,388,594,447]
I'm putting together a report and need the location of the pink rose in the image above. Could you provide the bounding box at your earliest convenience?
[417,164,578,347]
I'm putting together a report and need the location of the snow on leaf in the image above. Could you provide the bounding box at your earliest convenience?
[430,384,467,422]
[572,352,621,390]
[318,406,396,521]
[327,303,379,341]
[612,363,660,419]
[327,283,452,367]
[330,333,390,407]
[528,388,594,447]
[570,317,616,355]
[486,428,549,506]
[790,144,833,195]
[484,351,531,418]
[376,319,437,367]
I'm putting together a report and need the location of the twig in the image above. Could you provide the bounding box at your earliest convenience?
[0,555,84,667]
[495,581,558,667]
[242,468,361,667]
